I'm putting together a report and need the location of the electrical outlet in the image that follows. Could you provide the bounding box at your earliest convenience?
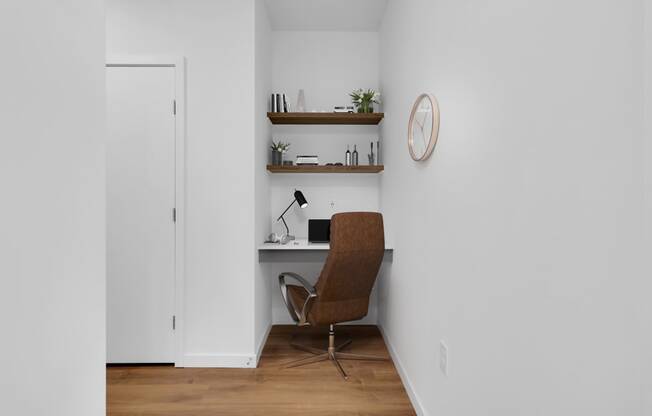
[439,340,448,376]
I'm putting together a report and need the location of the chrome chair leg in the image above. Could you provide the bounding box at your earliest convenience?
[330,353,348,379]
[289,341,325,355]
[336,351,388,361]
[335,338,352,351]
[284,353,329,368]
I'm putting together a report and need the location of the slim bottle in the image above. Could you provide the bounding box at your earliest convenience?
[352,145,359,166]
[345,145,352,166]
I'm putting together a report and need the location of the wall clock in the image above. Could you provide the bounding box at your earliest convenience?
[408,93,440,161]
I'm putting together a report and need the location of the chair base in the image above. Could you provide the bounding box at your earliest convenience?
[284,325,388,380]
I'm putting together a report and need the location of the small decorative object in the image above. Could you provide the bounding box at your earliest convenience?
[296,155,319,165]
[408,93,440,161]
[368,142,375,165]
[282,160,293,166]
[296,89,306,112]
[352,145,359,166]
[270,140,290,166]
[350,88,381,113]
[333,105,355,113]
[345,145,351,166]
[265,232,282,244]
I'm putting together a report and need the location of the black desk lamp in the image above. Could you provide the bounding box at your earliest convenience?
[277,190,308,242]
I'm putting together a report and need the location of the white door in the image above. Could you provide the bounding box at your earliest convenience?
[106,66,176,363]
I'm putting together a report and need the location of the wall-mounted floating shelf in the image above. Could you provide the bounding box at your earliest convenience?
[267,112,384,125]
[267,165,384,174]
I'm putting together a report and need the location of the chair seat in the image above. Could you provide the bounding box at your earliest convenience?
[286,284,369,326]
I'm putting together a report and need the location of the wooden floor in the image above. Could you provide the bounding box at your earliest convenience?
[107,325,415,415]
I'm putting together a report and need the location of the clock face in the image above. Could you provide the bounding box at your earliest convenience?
[408,94,440,161]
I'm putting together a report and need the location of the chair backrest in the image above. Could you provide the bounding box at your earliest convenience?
[310,212,385,325]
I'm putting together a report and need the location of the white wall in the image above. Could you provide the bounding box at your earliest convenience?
[254,0,274,358]
[643,0,652,412]
[107,0,259,367]
[269,31,382,324]
[0,1,106,415]
[272,31,380,112]
[379,0,647,414]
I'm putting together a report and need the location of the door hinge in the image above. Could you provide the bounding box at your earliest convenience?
[173,99,176,115]
[172,208,176,223]
[173,315,176,330]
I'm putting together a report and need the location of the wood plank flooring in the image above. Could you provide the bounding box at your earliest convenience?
[107,325,416,415]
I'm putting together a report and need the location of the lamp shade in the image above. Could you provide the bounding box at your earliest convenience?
[294,190,308,208]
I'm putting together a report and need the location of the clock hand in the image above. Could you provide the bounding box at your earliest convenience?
[415,114,427,147]
[418,112,428,139]
[414,113,424,129]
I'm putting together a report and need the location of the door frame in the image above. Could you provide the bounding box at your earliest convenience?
[106,56,186,367]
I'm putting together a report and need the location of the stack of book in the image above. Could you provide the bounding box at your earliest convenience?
[270,93,289,113]
[296,155,319,166]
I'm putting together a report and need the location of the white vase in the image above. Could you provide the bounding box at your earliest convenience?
[296,89,306,112]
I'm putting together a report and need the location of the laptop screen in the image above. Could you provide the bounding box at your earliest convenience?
[308,219,331,243]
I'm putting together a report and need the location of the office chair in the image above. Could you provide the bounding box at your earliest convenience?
[278,212,387,379]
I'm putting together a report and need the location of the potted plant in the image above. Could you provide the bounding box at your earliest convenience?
[270,140,290,166]
[350,89,381,113]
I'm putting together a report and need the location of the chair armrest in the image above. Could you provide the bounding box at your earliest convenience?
[278,272,317,326]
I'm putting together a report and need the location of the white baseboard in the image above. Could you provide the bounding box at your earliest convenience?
[181,324,272,369]
[182,353,256,368]
[255,323,272,367]
[379,325,427,416]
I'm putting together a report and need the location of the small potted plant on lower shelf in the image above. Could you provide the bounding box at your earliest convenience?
[350,88,381,113]
[270,140,290,166]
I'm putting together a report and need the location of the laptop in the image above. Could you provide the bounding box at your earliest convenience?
[308,219,331,243]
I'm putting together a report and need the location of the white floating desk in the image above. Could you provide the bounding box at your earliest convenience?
[258,239,393,262]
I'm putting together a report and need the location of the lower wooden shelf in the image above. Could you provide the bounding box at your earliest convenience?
[266,164,384,174]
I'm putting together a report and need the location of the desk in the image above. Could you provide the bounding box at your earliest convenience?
[258,239,393,262]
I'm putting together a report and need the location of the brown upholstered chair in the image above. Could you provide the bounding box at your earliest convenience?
[278,212,387,379]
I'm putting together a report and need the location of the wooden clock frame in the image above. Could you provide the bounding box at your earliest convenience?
[408,93,440,161]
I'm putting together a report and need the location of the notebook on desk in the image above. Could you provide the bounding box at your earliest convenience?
[308,219,331,243]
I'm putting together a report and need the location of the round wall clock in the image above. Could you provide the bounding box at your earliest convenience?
[408,93,440,161]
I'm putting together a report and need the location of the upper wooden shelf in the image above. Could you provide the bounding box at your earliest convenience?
[267,112,384,125]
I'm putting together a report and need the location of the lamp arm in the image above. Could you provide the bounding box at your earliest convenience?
[280,215,290,236]
[276,198,297,222]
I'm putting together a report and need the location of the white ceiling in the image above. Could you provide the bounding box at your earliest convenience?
[264,0,389,31]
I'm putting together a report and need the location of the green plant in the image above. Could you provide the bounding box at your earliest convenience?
[350,89,381,113]
[270,140,290,153]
